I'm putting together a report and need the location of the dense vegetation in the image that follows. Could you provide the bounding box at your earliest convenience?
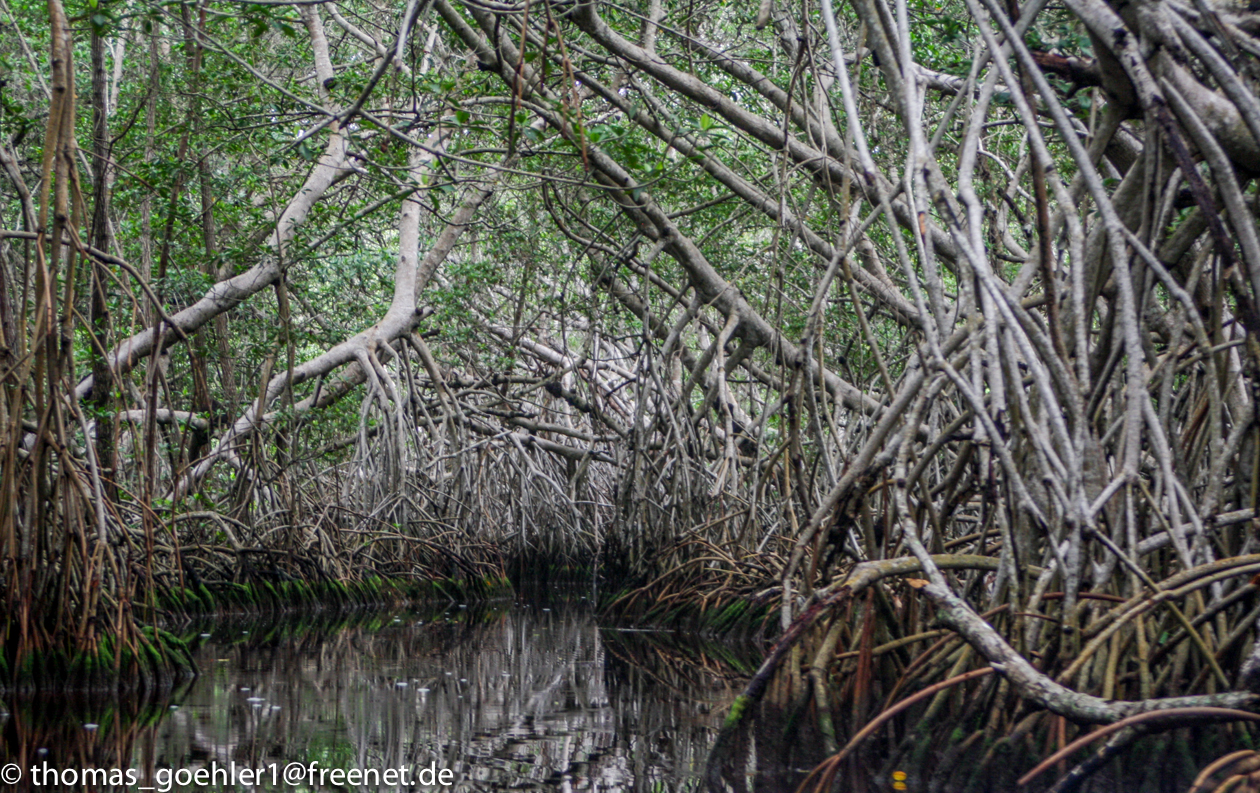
[3,0,1260,783]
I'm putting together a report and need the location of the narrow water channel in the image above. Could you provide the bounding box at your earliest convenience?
[0,601,761,792]
[2,603,1241,792]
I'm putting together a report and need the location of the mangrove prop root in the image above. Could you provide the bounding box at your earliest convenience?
[794,667,995,793]
[1019,708,1260,787]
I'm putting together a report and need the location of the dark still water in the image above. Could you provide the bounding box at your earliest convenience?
[0,602,763,792]
[3,603,1244,792]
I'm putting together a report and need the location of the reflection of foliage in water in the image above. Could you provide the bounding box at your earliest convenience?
[11,607,1239,791]
[0,604,752,792]
[598,628,759,793]
[1,690,187,788]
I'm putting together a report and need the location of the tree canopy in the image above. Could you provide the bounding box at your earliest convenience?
[4,0,1260,773]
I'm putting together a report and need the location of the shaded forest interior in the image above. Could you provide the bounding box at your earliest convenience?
[5,0,1260,785]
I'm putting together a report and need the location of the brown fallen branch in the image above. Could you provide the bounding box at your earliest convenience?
[1031,50,1102,94]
